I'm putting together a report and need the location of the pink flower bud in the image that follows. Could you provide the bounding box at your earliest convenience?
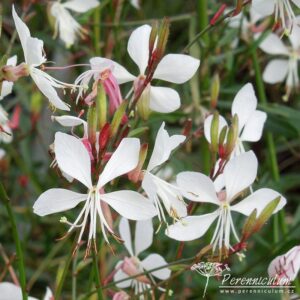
[113,291,130,300]
[121,257,150,284]
[2,63,29,82]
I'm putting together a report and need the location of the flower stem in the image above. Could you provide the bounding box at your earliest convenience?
[92,247,104,300]
[0,183,28,300]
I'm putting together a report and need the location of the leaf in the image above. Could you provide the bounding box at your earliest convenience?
[128,126,149,137]
[242,208,257,240]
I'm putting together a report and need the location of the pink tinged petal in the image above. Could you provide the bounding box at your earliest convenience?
[252,0,275,16]
[263,59,289,84]
[232,83,258,130]
[25,37,46,66]
[257,33,289,56]
[98,138,140,187]
[176,171,219,204]
[153,54,200,84]
[55,132,92,188]
[33,188,87,216]
[101,191,157,220]
[63,0,99,12]
[141,253,171,280]
[147,122,185,171]
[114,262,132,288]
[30,72,70,111]
[134,219,153,255]
[224,151,258,201]
[204,114,228,143]
[12,6,31,60]
[268,246,300,281]
[240,110,267,142]
[230,188,286,216]
[43,287,53,300]
[119,217,134,256]
[127,25,151,75]
[166,212,219,241]
[149,86,181,113]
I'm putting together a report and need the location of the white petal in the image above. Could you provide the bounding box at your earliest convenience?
[118,217,134,256]
[0,282,38,300]
[166,212,219,241]
[232,83,258,131]
[90,57,136,84]
[141,254,171,280]
[224,151,258,201]
[204,114,228,144]
[149,86,180,113]
[43,288,53,300]
[135,219,153,255]
[114,263,132,288]
[292,0,300,8]
[55,132,92,188]
[33,188,87,216]
[263,59,289,84]
[25,37,46,66]
[53,115,87,136]
[101,191,157,220]
[153,54,200,84]
[127,25,151,74]
[98,138,140,187]
[130,0,140,9]
[0,149,6,159]
[289,24,300,50]
[231,188,286,216]
[0,82,14,100]
[63,0,99,12]
[12,6,31,60]
[7,55,17,67]
[257,33,289,55]
[176,171,219,204]
[30,70,70,111]
[240,110,267,142]
[147,122,185,171]
[252,0,275,16]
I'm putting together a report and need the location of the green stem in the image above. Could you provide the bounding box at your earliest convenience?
[92,248,104,300]
[0,183,28,300]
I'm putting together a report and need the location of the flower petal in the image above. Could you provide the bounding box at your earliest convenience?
[147,122,185,171]
[153,54,200,84]
[292,0,300,8]
[135,219,153,256]
[33,188,87,216]
[127,25,151,74]
[231,188,286,216]
[224,151,258,201]
[43,288,53,300]
[55,132,92,188]
[25,37,46,66]
[252,0,275,16]
[263,59,289,84]
[0,282,38,300]
[232,83,258,131]
[166,212,219,241]
[257,33,289,55]
[204,114,228,143]
[101,191,157,220]
[119,217,134,256]
[176,171,219,204]
[63,0,99,12]
[149,86,180,113]
[98,138,140,187]
[141,254,171,280]
[240,110,267,142]
[53,115,87,128]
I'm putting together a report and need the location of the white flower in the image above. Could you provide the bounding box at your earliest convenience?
[33,132,157,247]
[0,55,17,100]
[142,122,187,223]
[12,5,74,111]
[130,0,140,9]
[0,282,52,300]
[268,245,300,281]
[0,105,13,144]
[114,218,171,295]
[50,0,99,47]
[257,25,300,98]
[166,151,286,251]
[204,83,267,156]
[252,0,300,32]
[91,25,200,113]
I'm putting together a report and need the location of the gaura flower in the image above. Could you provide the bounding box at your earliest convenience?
[142,122,187,224]
[0,282,53,300]
[204,83,267,156]
[50,0,99,48]
[12,6,74,111]
[268,245,300,281]
[0,55,17,100]
[114,218,171,296]
[252,0,300,33]
[0,105,13,144]
[257,24,300,99]
[166,151,286,251]
[91,25,200,113]
[33,132,156,246]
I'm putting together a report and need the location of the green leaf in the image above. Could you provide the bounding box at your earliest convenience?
[242,208,257,240]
